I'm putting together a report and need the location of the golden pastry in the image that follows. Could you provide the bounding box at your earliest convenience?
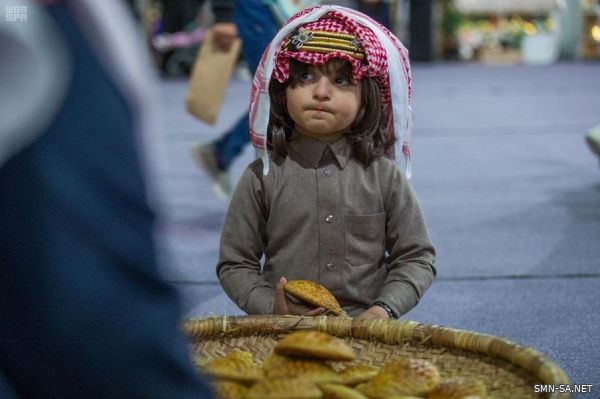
[275,330,356,361]
[261,351,284,371]
[338,364,379,386]
[210,380,248,399]
[201,350,263,383]
[245,377,323,399]
[284,280,344,315]
[356,358,440,398]
[263,352,341,383]
[319,382,369,399]
[427,376,487,399]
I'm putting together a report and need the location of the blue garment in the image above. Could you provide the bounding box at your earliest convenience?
[0,5,212,398]
[214,0,279,169]
[358,1,391,29]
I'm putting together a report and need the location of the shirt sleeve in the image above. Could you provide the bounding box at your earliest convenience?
[375,165,436,317]
[216,161,275,314]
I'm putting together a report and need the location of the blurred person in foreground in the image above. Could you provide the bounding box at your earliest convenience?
[0,1,213,397]
[216,5,436,320]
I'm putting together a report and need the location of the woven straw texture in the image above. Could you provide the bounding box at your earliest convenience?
[183,315,570,399]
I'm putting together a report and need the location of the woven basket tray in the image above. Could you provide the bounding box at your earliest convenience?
[183,315,570,399]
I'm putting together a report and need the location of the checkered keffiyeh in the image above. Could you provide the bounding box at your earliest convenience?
[249,5,414,177]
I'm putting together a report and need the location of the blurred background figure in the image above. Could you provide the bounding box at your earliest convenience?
[586,125,600,165]
[0,0,213,397]
[150,0,207,76]
[323,0,394,28]
[406,0,434,61]
[191,0,281,200]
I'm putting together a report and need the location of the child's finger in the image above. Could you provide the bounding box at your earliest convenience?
[305,307,326,316]
[276,276,287,290]
[273,277,289,314]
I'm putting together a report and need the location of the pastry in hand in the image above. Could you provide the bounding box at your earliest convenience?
[284,280,345,316]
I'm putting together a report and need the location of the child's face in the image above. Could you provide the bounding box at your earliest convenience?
[285,60,362,142]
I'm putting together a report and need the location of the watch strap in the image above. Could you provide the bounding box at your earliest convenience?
[372,301,397,319]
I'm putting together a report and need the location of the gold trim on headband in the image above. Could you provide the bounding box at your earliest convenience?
[285,28,364,59]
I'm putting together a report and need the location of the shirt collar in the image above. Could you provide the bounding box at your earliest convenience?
[288,133,352,169]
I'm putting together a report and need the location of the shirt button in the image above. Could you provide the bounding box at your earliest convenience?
[326,262,334,271]
[325,214,334,223]
[324,168,332,176]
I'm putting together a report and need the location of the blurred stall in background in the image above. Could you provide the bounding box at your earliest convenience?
[131,0,599,76]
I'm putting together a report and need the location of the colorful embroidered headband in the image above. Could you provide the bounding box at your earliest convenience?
[249,5,414,178]
[285,28,365,59]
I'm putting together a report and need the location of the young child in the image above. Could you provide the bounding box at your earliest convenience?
[216,5,436,319]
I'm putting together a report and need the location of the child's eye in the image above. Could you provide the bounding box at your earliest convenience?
[335,76,351,85]
[300,71,314,82]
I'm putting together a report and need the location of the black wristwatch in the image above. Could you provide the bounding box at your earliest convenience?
[372,301,397,319]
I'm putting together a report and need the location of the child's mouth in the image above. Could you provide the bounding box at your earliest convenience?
[307,106,333,114]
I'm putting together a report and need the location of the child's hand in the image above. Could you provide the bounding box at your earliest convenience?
[355,306,390,320]
[273,277,326,316]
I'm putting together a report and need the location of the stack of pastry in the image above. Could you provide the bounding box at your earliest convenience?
[199,329,359,399]
[197,329,489,399]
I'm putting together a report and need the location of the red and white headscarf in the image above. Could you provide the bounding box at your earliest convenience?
[249,5,414,177]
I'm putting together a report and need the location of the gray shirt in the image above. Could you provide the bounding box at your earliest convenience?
[217,133,436,317]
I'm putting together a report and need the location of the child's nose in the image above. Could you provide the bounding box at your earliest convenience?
[312,77,331,101]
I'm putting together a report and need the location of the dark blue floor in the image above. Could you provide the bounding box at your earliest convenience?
[154,62,600,394]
